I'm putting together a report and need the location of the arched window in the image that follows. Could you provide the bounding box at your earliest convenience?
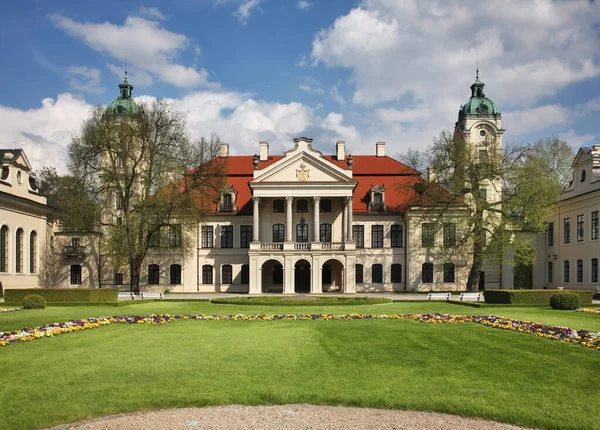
[148,264,160,284]
[443,263,455,283]
[355,264,363,283]
[320,223,332,242]
[273,199,285,213]
[422,263,433,283]
[15,228,23,273]
[170,264,182,284]
[202,265,213,284]
[70,264,82,285]
[0,225,8,273]
[296,223,309,242]
[391,264,402,283]
[296,199,308,213]
[563,261,570,283]
[222,264,232,284]
[547,262,553,283]
[372,264,383,283]
[273,223,285,242]
[29,231,37,273]
[320,199,332,213]
[241,264,250,284]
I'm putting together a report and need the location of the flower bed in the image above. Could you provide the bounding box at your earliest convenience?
[0,308,21,313]
[1,312,599,350]
[576,308,600,314]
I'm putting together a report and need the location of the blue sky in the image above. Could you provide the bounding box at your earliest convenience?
[1,0,600,171]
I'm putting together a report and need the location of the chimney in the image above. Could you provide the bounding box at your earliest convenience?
[336,141,345,161]
[427,167,437,182]
[376,142,386,157]
[218,143,229,158]
[259,141,269,161]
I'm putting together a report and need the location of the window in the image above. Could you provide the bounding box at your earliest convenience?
[371,225,384,248]
[371,193,384,210]
[422,223,434,247]
[15,228,23,273]
[222,264,232,284]
[221,193,233,211]
[71,237,80,248]
[547,262,553,283]
[478,187,487,202]
[0,225,8,272]
[221,225,233,248]
[320,199,332,212]
[391,264,402,283]
[296,199,308,213]
[114,273,124,285]
[240,225,252,248]
[372,264,383,283]
[241,264,250,284]
[148,264,160,284]
[296,223,309,242]
[320,223,332,242]
[443,263,455,283]
[168,225,182,248]
[273,224,285,242]
[443,223,456,247]
[148,230,160,248]
[353,225,364,248]
[422,263,434,283]
[356,264,364,283]
[202,265,213,284]
[592,258,598,283]
[170,264,181,284]
[272,264,283,284]
[115,192,123,210]
[273,199,284,213]
[564,218,571,244]
[391,225,403,248]
[29,231,37,273]
[564,260,570,283]
[592,211,599,240]
[547,222,554,247]
[577,215,584,242]
[70,264,82,285]
[479,149,488,164]
[201,226,213,248]
[577,259,583,283]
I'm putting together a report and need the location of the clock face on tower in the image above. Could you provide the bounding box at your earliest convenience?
[116,105,125,115]
[476,102,489,114]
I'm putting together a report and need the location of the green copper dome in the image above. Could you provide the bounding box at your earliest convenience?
[106,72,141,116]
[458,71,500,122]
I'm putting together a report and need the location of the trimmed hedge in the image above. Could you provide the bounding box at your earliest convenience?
[22,294,47,309]
[550,292,580,310]
[484,289,592,305]
[211,297,392,306]
[4,288,118,304]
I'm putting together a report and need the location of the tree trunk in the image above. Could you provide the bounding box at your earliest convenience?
[130,262,141,295]
[467,220,485,292]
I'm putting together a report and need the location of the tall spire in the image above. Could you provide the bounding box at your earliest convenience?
[118,56,133,100]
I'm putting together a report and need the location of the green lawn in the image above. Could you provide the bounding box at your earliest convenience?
[0,302,599,429]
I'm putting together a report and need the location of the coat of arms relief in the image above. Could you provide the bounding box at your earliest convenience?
[296,162,310,181]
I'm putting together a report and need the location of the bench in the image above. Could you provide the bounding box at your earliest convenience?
[428,292,451,300]
[118,292,135,300]
[459,293,482,301]
[140,292,164,300]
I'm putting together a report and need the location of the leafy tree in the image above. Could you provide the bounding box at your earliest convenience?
[408,130,565,292]
[68,100,225,293]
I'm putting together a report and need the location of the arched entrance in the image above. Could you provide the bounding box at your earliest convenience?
[261,259,283,293]
[322,259,345,293]
[294,259,311,293]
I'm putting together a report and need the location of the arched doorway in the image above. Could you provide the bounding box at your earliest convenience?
[261,259,283,293]
[294,259,311,293]
[322,259,344,292]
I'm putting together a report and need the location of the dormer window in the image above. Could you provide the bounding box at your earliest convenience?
[369,185,387,211]
[218,185,237,212]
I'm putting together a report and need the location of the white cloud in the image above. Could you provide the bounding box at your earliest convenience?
[503,104,571,135]
[376,106,431,123]
[558,129,596,148]
[67,66,105,94]
[138,6,165,21]
[299,85,324,95]
[330,85,345,105]
[234,0,262,24]
[50,13,218,89]
[297,1,312,10]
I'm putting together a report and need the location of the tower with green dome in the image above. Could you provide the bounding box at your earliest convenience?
[106,71,141,117]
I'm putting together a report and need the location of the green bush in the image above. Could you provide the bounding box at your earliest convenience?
[484,289,592,305]
[550,292,580,310]
[4,288,118,303]
[22,294,47,309]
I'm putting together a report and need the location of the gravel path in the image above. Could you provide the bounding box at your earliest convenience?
[49,405,534,430]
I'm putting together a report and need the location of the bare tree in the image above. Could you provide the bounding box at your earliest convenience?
[68,100,226,293]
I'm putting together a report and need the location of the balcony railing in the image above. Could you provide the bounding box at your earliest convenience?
[294,242,311,250]
[260,242,284,250]
[219,202,235,212]
[321,242,344,250]
[61,245,86,258]
[369,202,386,211]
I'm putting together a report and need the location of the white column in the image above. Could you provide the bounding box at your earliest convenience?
[346,196,353,242]
[343,199,348,242]
[252,197,260,242]
[313,197,320,242]
[286,196,293,242]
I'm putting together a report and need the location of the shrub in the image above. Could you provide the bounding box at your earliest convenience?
[484,289,592,305]
[550,292,580,310]
[22,294,47,309]
[5,288,118,303]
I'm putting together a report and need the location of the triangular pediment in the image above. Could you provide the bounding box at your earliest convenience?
[572,147,592,168]
[0,149,32,170]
